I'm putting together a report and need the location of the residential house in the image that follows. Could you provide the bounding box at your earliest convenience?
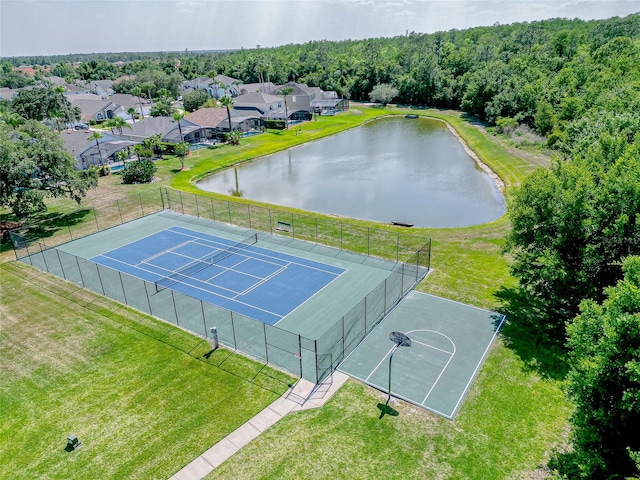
[0,87,19,100]
[185,108,265,139]
[310,90,349,115]
[88,79,115,97]
[59,129,138,170]
[233,92,284,115]
[120,116,200,144]
[120,116,177,143]
[181,74,241,99]
[239,81,276,94]
[109,93,151,119]
[68,98,123,123]
[267,82,317,121]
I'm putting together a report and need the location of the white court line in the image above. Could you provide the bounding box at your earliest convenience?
[448,313,506,418]
[365,345,396,382]
[237,265,288,296]
[413,331,456,405]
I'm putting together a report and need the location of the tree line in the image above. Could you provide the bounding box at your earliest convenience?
[1,13,639,478]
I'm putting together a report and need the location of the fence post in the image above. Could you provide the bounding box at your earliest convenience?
[315,218,318,244]
[139,193,144,217]
[315,340,319,384]
[396,232,399,262]
[93,208,100,231]
[367,227,370,256]
[160,187,165,210]
[95,263,106,295]
[269,209,273,234]
[117,200,123,224]
[210,197,216,221]
[201,302,208,338]
[291,213,294,238]
[384,279,387,314]
[195,194,200,218]
[428,238,432,272]
[179,191,184,214]
[263,323,268,363]
[230,312,238,349]
[169,289,180,327]
[143,281,153,313]
[54,250,66,278]
[228,201,232,224]
[248,205,252,229]
[340,223,343,250]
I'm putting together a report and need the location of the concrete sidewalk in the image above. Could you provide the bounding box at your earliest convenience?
[169,371,349,480]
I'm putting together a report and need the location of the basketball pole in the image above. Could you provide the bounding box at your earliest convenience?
[386,343,400,405]
[386,331,412,406]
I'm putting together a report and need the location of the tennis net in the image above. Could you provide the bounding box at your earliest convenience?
[154,233,257,292]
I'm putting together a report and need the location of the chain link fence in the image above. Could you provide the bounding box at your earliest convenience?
[9,189,431,382]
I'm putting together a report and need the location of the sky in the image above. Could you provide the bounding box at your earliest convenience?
[1,0,638,57]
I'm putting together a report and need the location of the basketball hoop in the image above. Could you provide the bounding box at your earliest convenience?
[386,331,412,405]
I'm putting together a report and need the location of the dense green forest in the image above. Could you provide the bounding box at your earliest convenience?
[2,13,639,479]
[3,14,640,154]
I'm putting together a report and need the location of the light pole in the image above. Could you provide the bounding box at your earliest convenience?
[387,331,411,405]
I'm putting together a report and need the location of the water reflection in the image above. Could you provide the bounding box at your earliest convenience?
[198,117,506,227]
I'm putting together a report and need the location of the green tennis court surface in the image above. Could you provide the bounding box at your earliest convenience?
[338,291,505,419]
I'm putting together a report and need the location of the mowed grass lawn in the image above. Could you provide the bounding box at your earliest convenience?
[1,105,571,478]
[0,262,293,479]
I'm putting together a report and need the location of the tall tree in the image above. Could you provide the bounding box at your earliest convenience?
[88,131,104,165]
[504,139,640,342]
[10,87,79,122]
[369,83,399,106]
[132,86,145,119]
[276,86,295,129]
[562,256,640,479]
[126,107,137,123]
[218,95,234,138]
[103,117,131,136]
[0,121,98,217]
[172,111,185,143]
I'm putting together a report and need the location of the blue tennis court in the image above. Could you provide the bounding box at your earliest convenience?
[91,226,345,325]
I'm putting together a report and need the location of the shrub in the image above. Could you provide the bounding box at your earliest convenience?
[121,160,156,184]
[496,116,518,134]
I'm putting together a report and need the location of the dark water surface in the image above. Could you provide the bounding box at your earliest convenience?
[197,117,506,227]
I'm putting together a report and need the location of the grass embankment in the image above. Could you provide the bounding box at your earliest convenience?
[0,261,293,479]
[1,105,570,479]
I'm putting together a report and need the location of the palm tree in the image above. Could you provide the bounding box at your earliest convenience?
[132,87,145,119]
[277,86,295,129]
[157,88,170,102]
[105,116,131,136]
[218,95,234,140]
[142,133,162,158]
[172,111,185,143]
[126,107,137,123]
[89,131,104,166]
[0,112,26,128]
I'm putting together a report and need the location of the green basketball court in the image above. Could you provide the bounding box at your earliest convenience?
[338,291,505,419]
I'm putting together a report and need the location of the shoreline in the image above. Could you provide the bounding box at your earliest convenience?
[441,120,506,191]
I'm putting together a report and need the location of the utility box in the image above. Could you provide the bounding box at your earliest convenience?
[66,434,81,451]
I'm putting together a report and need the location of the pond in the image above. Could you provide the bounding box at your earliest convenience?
[196,116,506,228]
